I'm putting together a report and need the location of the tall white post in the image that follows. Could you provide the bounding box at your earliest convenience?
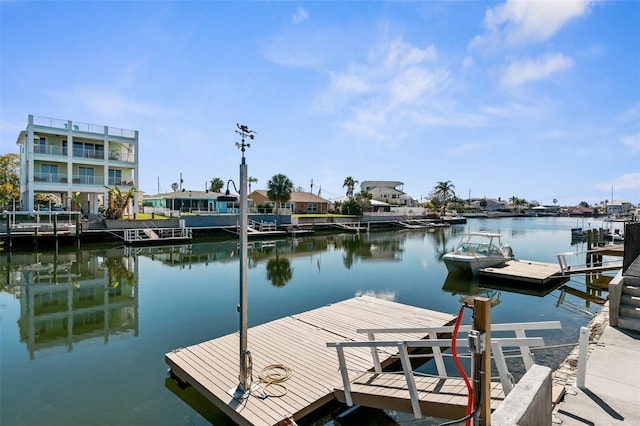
[238,155,249,391]
[576,326,589,389]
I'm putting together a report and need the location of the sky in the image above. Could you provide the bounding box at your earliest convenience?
[1,0,639,207]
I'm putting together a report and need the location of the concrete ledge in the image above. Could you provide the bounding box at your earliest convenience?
[492,364,552,426]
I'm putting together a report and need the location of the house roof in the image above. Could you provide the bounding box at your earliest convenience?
[146,190,222,199]
[251,190,329,203]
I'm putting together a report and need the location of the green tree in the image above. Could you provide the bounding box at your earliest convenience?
[0,153,20,209]
[340,197,362,215]
[248,176,258,193]
[209,177,224,192]
[432,180,455,213]
[355,190,373,212]
[267,174,294,213]
[104,186,137,219]
[343,176,358,197]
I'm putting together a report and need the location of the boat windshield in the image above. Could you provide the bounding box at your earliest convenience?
[457,242,502,255]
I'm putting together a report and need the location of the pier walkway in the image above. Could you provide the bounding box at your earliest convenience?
[553,304,640,425]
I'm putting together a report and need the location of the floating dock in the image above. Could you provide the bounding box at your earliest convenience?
[480,259,565,285]
[165,296,457,425]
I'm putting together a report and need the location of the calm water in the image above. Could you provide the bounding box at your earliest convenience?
[0,217,615,425]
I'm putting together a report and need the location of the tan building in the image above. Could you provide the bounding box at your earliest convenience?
[250,190,330,214]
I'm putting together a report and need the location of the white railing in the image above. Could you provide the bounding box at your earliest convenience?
[556,249,623,274]
[326,321,561,419]
[33,115,136,139]
[124,227,191,242]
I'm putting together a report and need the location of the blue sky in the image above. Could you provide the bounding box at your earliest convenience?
[1,1,639,206]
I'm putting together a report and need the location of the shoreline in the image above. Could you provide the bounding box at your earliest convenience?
[552,301,609,388]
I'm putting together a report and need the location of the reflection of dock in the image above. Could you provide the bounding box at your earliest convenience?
[331,222,368,232]
[166,296,455,426]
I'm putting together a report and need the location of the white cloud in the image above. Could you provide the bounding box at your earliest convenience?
[48,85,169,119]
[331,71,371,95]
[389,67,449,105]
[383,40,437,69]
[447,142,484,157]
[501,53,574,87]
[594,173,640,191]
[473,0,592,48]
[292,7,309,24]
[621,133,640,154]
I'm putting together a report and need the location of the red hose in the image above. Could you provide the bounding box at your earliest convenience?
[451,305,473,426]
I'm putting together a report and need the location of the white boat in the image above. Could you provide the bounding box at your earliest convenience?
[442,232,514,275]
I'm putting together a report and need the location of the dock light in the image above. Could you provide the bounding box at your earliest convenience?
[228,123,255,399]
[218,180,240,203]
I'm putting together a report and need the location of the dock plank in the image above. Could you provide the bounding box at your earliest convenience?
[165,295,456,425]
[334,372,505,420]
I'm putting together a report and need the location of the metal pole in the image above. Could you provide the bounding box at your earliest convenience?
[239,155,249,391]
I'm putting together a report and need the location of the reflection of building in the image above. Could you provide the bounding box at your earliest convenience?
[15,114,139,214]
[8,250,138,360]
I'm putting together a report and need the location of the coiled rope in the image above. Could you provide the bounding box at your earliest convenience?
[251,363,293,399]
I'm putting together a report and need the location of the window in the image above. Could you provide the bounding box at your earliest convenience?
[109,169,122,185]
[308,203,318,212]
[34,137,46,153]
[78,167,94,184]
[73,142,83,157]
[95,145,104,159]
[62,140,68,155]
[38,164,58,182]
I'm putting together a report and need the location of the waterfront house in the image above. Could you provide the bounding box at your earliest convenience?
[249,190,330,214]
[15,115,139,215]
[360,180,417,207]
[143,190,239,214]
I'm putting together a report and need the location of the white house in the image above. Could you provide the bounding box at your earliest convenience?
[360,180,417,207]
[15,114,139,215]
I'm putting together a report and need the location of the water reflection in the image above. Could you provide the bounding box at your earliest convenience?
[3,248,138,360]
[441,272,501,307]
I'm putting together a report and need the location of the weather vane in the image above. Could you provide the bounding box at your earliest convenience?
[235,123,256,156]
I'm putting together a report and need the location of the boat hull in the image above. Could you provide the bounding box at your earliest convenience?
[442,254,509,275]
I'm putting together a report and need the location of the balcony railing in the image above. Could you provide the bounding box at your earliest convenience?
[73,148,105,160]
[33,172,68,184]
[33,115,136,139]
[72,175,104,185]
[34,145,66,156]
[107,178,135,186]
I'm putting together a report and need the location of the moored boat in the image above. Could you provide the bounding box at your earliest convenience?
[442,231,514,275]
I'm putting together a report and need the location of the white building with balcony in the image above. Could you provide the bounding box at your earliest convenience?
[15,114,139,215]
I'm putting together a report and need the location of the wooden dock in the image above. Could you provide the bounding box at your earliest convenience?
[165,295,457,425]
[480,259,564,285]
[480,253,623,286]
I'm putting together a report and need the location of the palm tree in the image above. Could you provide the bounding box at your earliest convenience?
[433,181,455,212]
[104,186,137,219]
[248,176,258,193]
[267,174,294,213]
[210,177,224,192]
[343,176,358,197]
